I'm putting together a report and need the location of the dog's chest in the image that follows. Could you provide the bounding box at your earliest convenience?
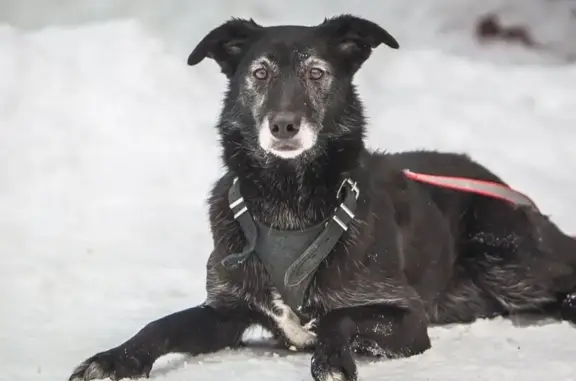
[253,219,325,312]
[225,257,321,349]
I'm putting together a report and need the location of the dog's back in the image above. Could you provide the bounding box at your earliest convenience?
[365,149,576,323]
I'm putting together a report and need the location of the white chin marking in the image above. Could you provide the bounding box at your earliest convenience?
[258,119,317,159]
[321,371,346,381]
[270,147,306,159]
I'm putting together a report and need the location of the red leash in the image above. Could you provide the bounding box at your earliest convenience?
[402,169,539,210]
[403,169,576,241]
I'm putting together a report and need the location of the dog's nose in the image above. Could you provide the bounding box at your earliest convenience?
[269,112,301,139]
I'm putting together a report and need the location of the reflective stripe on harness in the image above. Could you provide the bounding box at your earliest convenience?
[403,169,539,210]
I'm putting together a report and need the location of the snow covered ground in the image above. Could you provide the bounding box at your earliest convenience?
[1,1,576,380]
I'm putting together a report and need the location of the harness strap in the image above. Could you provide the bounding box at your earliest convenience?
[220,178,258,269]
[282,187,358,310]
[403,169,538,210]
[284,179,358,288]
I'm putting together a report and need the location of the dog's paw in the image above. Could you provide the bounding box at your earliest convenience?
[310,341,357,381]
[68,347,153,381]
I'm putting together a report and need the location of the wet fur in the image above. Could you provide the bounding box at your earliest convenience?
[68,15,576,381]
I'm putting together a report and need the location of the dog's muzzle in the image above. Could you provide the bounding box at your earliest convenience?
[258,112,317,159]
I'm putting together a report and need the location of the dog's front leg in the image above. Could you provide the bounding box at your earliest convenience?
[310,304,430,381]
[69,303,256,381]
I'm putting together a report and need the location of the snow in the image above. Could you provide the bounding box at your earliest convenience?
[1,0,576,380]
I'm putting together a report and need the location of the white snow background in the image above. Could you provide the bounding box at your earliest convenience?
[1,0,576,380]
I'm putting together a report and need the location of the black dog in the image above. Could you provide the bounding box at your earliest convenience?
[69,14,576,381]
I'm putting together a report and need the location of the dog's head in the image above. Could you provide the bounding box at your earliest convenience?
[188,15,398,161]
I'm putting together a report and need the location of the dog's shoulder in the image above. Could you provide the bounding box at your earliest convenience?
[308,152,423,311]
[204,171,272,307]
[207,171,237,228]
[347,149,456,260]
[305,151,457,312]
[354,150,420,227]
[205,171,248,263]
[204,171,244,271]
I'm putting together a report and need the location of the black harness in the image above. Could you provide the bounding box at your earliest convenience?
[221,177,360,312]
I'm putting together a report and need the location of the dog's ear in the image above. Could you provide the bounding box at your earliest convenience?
[318,14,399,72]
[187,18,264,77]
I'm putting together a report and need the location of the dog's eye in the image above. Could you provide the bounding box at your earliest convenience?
[253,68,268,80]
[308,68,324,80]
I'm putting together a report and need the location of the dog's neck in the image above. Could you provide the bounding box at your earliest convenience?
[225,138,364,231]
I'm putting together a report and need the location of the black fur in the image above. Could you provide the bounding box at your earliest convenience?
[69,14,576,381]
